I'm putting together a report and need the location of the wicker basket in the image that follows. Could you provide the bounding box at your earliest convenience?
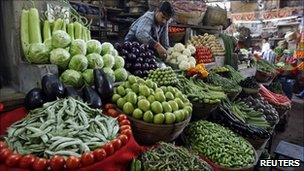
[174,11,205,25]
[192,102,219,120]
[245,137,269,150]
[203,6,227,26]
[128,115,191,145]
[169,31,185,42]
[255,70,273,83]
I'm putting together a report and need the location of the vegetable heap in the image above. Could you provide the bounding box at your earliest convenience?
[166,43,196,70]
[5,97,119,158]
[259,85,291,110]
[224,65,244,84]
[148,67,178,86]
[187,63,209,78]
[176,76,226,104]
[206,73,242,94]
[256,59,277,74]
[188,33,225,56]
[139,142,212,171]
[112,75,192,124]
[239,77,259,89]
[184,121,255,168]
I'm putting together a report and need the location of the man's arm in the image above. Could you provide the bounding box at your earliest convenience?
[160,24,170,49]
[135,17,157,48]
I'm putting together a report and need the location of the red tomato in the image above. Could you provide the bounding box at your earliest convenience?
[32,158,48,171]
[121,129,132,138]
[107,109,119,117]
[0,148,12,162]
[111,139,122,151]
[5,154,22,167]
[93,148,107,161]
[66,156,81,169]
[118,134,129,145]
[120,125,131,132]
[117,114,127,122]
[50,155,65,171]
[0,141,6,150]
[81,152,95,166]
[104,103,114,110]
[119,119,131,126]
[19,154,36,169]
[102,143,114,156]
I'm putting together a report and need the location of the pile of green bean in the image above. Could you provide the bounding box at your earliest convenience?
[5,97,119,158]
[183,121,255,168]
[140,142,213,171]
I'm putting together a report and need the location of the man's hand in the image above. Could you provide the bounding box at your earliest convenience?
[155,43,167,59]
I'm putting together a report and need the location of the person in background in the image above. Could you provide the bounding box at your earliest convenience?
[262,45,276,64]
[261,38,270,54]
[125,1,174,59]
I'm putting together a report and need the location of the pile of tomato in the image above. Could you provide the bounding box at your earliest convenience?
[195,46,214,64]
[0,103,132,170]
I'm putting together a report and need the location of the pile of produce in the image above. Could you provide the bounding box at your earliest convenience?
[187,63,209,78]
[135,142,212,171]
[238,96,279,126]
[212,66,229,73]
[206,73,242,94]
[168,26,185,33]
[239,77,259,89]
[259,85,291,110]
[112,75,192,124]
[176,76,226,104]
[115,41,158,77]
[166,43,196,70]
[188,34,225,56]
[257,60,277,74]
[183,121,255,168]
[147,67,178,86]
[224,65,244,84]
[195,46,214,64]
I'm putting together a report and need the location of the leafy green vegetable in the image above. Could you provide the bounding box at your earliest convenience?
[113,56,125,69]
[70,39,87,56]
[68,54,88,72]
[103,54,115,68]
[100,42,114,55]
[27,43,49,64]
[50,48,71,70]
[114,68,128,82]
[60,69,83,88]
[87,53,104,69]
[52,30,71,48]
[82,69,94,85]
[86,40,102,54]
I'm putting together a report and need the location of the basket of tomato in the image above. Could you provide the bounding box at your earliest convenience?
[169,26,186,42]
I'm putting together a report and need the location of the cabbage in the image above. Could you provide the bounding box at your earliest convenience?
[87,53,104,69]
[68,54,88,72]
[50,48,71,70]
[70,39,87,56]
[87,40,102,54]
[60,69,83,88]
[103,54,115,68]
[44,38,53,51]
[111,49,118,57]
[114,68,128,82]
[52,30,71,48]
[101,42,114,55]
[103,67,115,82]
[82,69,94,85]
[113,56,125,69]
[173,43,185,52]
[27,43,50,64]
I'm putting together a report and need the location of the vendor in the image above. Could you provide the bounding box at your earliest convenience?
[125,1,174,59]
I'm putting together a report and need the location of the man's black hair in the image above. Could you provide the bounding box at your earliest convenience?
[159,1,174,18]
[270,45,275,49]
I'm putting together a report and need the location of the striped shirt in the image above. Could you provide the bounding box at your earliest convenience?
[262,49,276,64]
[125,11,170,49]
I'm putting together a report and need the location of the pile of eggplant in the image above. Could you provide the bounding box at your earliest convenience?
[24,69,113,110]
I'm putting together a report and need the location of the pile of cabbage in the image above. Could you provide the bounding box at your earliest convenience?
[165,43,196,70]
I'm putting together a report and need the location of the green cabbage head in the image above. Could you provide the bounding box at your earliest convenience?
[52,30,71,48]
[60,69,83,88]
[27,43,50,64]
[50,48,71,70]
[70,39,87,56]
[68,54,88,72]
[87,53,104,69]
[86,40,102,54]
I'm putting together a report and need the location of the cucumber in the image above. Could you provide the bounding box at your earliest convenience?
[21,9,30,55]
[29,8,42,43]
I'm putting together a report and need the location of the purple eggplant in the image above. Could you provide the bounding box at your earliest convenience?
[41,74,65,101]
[82,86,102,108]
[142,63,150,69]
[136,57,143,63]
[134,70,143,77]
[131,47,140,55]
[132,42,140,48]
[125,63,133,69]
[114,42,122,52]
[142,70,149,76]
[139,52,147,58]
[24,88,46,110]
[134,63,142,70]
[65,86,82,100]
[123,41,132,50]
[128,53,137,62]
[139,44,146,53]
[94,69,113,102]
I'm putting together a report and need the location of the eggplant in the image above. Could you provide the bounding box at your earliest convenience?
[132,42,140,48]
[125,63,133,69]
[122,49,129,56]
[142,63,149,69]
[134,70,143,77]
[131,47,140,55]
[94,69,113,102]
[139,52,146,58]
[148,49,154,55]
[142,70,149,76]
[134,63,142,70]
[150,58,156,64]
[65,86,82,100]
[136,57,143,63]
[24,88,46,110]
[41,74,65,101]
[128,53,136,62]
[146,51,152,57]
[123,41,132,50]
[114,43,122,52]
[139,44,146,53]
[82,86,102,108]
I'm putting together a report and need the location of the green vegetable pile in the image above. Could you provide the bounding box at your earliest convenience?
[257,59,277,73]
[5,97,119,158]
[224,65,245,84]
[176,75,227,104]
[184,121,255,168]
[148,67,178,86]
[139,142,212,171]
[112,75,192,124]
[206,73,242,94]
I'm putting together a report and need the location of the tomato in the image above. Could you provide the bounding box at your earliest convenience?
[5,154,22,167]
[120,125,131,132]
[118,134,129,145]
[0,141,6,150]
[0,148,12,162]
[50,155,65,171]
[121,129,132,138]
[81,152,95,166]
[66,156,81,169]
[107,109,119,117]
[119,119,131,126]
[19,154,36,169]
[111,139,122,151]
[93,148,106,161]
[102,143,114,156]
[117,114,127,122]
[32,158,48,171]
[104,103,114,110]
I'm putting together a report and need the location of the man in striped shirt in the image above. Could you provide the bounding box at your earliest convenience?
[262,45,277,64]
[125,1,174,59]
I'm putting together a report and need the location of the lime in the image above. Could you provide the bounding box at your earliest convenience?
[153,113,165,124]
[131,84,140,94]
[132,108,143,119]
[138,99,150,112]
[147,95,155,103]
[117,98,126,109]
[128,75,137,84]
[123,102,134,115]
[112,94,121,103]
[162,102,172,113]
[164,112,175,124]
[117,86,126,96]
[143,111,154,123]
[168,100,179,112]
[165,92,174,101]
[155,92,166,102]
[126,92,137,105]
[174,98,184,109]
[151,101,163,114]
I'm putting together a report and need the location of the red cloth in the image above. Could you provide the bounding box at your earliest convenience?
[0,107,144,171]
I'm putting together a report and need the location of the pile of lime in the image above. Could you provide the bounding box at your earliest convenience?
[148,67,178,86]
[112,75,192,124]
